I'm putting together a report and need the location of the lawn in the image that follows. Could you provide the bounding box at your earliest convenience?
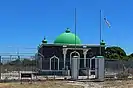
[0,81,84,88]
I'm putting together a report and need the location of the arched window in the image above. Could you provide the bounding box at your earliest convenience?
[50,56,59,70]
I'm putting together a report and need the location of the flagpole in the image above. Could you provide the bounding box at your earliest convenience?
[100,10,102,56]
[74,8,77,56]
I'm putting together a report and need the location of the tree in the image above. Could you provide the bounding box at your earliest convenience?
[22,59,36,66]
[127,53,133,59]
[22,59,32,66]
[105,46,127,60]
[7,59,21,65]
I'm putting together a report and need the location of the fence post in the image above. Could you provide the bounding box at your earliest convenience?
[96,56,105,81]
[18,55,21,80]
[71,56,79,80]
[0,56,1,80]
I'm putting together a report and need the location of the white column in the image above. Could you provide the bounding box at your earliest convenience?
[95,58,98,78]
[63,48,67,68]
[83,49,88,68]
[50,58,51,70]
[58,58,59,70]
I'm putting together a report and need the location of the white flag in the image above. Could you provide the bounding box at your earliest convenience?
[104,17,111,28]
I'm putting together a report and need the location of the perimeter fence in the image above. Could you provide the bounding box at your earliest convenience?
[0,53,133,81]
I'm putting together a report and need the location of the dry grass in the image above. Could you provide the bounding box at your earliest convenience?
[0,81,83,88]
[2,80,133,88]
[100,80,133,88]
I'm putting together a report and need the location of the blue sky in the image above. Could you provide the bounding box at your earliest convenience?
[0,0,133,55]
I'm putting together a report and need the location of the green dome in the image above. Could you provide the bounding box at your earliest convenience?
[54,28,81,44]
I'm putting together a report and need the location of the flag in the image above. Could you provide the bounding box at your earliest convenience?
[104,17,111,28]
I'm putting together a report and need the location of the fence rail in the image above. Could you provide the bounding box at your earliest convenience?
[0,54,133,81]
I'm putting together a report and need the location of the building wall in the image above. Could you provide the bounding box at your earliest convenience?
[38,44,105,70]
[38,45,64,70]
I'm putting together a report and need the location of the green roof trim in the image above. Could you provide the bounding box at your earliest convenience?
[96,56,104,58]
[54,28,81,44]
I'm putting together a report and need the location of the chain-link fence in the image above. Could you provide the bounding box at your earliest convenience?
[0,53,133,81]
[37,57,133,80]
[105,59,133,79]
[0,54,37,80]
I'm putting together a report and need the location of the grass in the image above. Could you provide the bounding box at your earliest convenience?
[0,81,84,88]
[1,80,133,88]
[101,80,133,88]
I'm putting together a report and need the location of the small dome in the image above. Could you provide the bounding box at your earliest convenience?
[54,28,81,44]
[100,40,106,45]
[42,37,47,44]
